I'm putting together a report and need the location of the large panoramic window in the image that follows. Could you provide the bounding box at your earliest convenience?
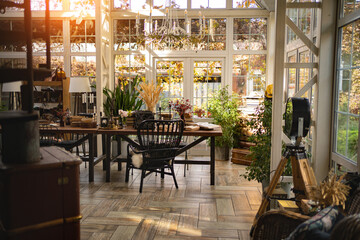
[233,18,267,51]
[191,18,226,51]
[113,19,145,51]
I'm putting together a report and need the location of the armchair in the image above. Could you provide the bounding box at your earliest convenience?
[125,119,184,193]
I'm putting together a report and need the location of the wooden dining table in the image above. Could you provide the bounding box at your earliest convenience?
[97,126,223,185]
[40,124,222,185]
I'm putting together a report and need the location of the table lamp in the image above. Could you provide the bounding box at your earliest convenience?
[2,81,22,110]
[69,77,91,115]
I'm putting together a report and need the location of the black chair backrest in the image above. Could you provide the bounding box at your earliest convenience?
[137,120,184,158]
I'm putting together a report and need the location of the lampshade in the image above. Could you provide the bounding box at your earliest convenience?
[69,77,91,93]
[2,81,22,92]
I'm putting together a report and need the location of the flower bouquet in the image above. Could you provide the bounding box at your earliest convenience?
[169,98,192,120]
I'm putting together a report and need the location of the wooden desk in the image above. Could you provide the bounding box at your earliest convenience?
[97,126,223,185]
[39,126,100,182]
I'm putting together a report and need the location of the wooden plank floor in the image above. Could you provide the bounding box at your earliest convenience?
[79,157,262,240]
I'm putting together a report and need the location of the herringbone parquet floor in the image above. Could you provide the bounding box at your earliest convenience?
[79,157,262,240]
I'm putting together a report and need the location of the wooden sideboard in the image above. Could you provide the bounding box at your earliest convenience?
[0,146,81,240]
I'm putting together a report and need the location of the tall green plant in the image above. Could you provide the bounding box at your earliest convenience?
[242,99,272,183]
[241,99,291,183]
[103,75,143,117]
[208,86,242,148]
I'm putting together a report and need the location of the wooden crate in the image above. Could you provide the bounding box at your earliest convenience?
[231,148,253,165]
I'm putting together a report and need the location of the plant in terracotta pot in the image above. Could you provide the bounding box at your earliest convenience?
[207,86,242,160]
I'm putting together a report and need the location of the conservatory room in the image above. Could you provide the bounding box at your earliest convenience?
[0,0,359,239]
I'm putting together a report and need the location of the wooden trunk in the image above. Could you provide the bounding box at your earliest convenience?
[231,148,253,165]
[0,147,82,240]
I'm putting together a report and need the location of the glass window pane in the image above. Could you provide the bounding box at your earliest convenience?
[70,0,95,10]
[191,0,208,8]
[340,24,352,68]
[31,0,63,10]
[349,68,360,115]
[153,0,187,8]
[343,0,355,16]
[233,0,261,8]
[71,56,86,76]
[114,0,130,9]
[194,61,222,114]
[336,113,348,157]
[209,0,226,8]
[352,19,360,67]
[337,70,351,113]
[131,0,148,10]
[233,18,267,51]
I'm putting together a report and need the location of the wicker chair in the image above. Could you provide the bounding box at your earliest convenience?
[251,188,360,240]
[125,119,184,193]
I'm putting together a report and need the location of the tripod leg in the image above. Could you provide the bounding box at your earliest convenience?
[252,154,289,226]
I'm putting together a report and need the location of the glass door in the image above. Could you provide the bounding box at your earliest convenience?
[192,59,224,117]
[155,59,185,112]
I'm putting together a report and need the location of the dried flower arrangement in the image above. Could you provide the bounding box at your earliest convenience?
[169,98,192,117]
[310,169,351,209]
[136,80,163,112]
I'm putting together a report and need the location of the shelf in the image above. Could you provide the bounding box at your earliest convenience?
[34,81,62,87]
[0,31,48,44]
[0,68,52,82]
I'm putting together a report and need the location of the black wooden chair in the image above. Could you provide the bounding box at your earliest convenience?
[125,119,184,193]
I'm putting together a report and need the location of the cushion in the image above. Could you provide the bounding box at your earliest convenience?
[286,206,343,240]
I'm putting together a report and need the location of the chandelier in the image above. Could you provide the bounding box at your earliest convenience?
[136,3,206,49]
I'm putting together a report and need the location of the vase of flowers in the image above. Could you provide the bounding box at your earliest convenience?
[169,98,192,121]
[118,109,128,127]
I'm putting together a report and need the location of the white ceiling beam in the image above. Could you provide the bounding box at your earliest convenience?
[286,16,319,56]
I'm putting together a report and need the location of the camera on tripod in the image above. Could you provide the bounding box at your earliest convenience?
[283,97,311,146]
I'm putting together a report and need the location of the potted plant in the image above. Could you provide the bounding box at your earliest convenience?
[241,99,292,189]
[208,86,242,160]
[103,75,143,117]
[103,75,144,156]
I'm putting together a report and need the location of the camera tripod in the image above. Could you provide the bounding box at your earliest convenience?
[252,143,317,226]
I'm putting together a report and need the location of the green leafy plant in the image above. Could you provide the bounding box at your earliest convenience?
[241,99,291,183]
[103,75,143,117]
[208,86,242,148]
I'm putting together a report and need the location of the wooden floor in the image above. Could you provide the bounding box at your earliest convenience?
[79,157,262,240]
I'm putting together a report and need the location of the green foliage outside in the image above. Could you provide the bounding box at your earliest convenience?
[208,86,242,148]
[241,99,291,183]
[103,75,143,117]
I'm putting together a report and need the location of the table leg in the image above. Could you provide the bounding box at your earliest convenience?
[88,133,94,182]
[106,134,111,182]
[102,134,106,170]
[210,136,215,185]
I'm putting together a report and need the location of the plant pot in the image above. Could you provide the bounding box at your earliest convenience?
[215,146,230,160]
